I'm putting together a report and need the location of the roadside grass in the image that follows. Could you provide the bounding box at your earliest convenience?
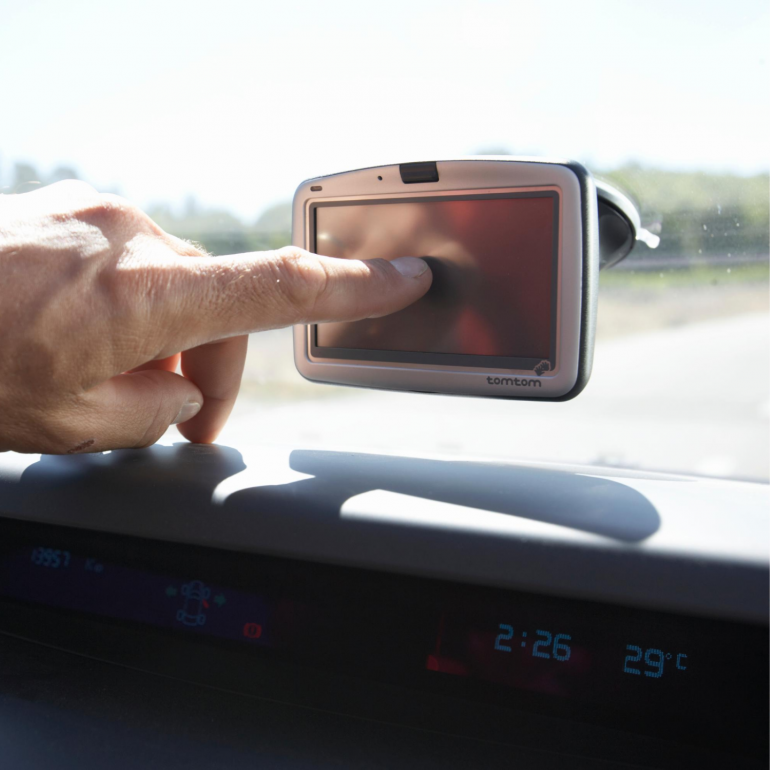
[599,262,768,290]
[597,264,768,339]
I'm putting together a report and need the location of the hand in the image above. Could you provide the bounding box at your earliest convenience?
[0,181,431,454]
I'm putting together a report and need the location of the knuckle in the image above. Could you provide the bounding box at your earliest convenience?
[79,194,139,228]
[52,189,152,243]
[268,247,330,319]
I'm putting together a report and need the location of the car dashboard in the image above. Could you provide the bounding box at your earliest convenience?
[0,441,767,768]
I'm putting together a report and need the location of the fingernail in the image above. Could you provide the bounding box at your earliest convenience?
[391,256,429,278]
[173,400,201,425]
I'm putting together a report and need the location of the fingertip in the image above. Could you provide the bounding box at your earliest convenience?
[175,416,221,445]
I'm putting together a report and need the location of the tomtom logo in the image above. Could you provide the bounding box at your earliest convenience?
[486,376,542,388]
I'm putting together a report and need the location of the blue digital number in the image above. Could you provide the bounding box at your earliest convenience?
[624,646,687,678]
[30,548,71,569]
[532,629,552,658]
[553,633,572,661]
[624,645,643,675]
[494,623,514,652]
[644,648,665,678]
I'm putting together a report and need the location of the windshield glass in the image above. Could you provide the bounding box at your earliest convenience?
[2,0,767,480]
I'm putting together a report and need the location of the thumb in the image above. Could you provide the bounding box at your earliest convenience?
[64,370,203,453]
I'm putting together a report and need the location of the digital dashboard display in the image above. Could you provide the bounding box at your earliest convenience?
[426,590,743,736]
[312,192,558,369]
[0,521,766,761]
[8,547,272,646]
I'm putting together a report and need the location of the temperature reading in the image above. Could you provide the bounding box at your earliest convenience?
[624,645,688,678]
[494,624,571,661]
[30,548,71,569]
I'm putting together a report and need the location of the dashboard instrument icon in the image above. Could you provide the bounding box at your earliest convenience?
[176,580,211,627]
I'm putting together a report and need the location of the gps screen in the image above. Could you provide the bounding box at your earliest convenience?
[312,192,558,369]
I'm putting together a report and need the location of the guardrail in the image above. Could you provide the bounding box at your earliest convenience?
[614,254,768,271]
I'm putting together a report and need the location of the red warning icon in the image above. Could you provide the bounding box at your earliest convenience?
[243,622,262,640]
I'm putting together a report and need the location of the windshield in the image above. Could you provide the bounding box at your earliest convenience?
[2,0,767,481]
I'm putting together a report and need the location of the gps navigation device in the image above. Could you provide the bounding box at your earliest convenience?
[293,159,634,400]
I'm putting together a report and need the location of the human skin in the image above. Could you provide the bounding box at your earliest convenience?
[0,181,432,454]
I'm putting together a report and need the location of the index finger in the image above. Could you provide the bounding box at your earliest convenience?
[143,246,432,359]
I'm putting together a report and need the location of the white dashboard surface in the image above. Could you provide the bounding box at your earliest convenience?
[0,441,767,623]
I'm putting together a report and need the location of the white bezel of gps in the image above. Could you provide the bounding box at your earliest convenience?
[292,158,598,401]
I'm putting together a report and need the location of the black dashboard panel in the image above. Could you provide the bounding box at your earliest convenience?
[0,519,766,768]
[0,443,767,768]
[8,628,691,770]
[0,633,568,770]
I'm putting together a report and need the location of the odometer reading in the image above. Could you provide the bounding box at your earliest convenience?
[31,547,71,569]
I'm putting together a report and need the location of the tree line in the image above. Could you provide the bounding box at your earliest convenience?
[2,160,767,263]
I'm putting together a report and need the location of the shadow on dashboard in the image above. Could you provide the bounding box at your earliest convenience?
[224,449,661,543]
[9,444,246,535]
[10,442,660,544]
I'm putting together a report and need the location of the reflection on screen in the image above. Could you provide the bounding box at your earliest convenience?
[314,195,556,360]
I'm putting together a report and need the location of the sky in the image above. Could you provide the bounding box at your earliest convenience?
[1,0,768,220]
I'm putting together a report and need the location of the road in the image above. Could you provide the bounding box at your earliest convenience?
[211,313,769,482]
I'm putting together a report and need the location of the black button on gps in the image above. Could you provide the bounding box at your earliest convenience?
[399,161,439,184]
